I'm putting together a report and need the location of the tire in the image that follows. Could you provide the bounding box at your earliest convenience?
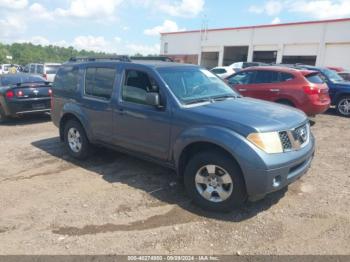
[63,119,91,160]
[0,107,8,124]
[336,96,350,117]
[184,151,247,212]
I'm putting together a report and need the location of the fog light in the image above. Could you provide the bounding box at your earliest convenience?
[273,176,281,188]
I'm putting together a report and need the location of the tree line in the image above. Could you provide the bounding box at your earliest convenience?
[0,42,111,65]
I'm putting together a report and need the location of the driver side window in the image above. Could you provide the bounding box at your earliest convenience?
[227,71,255,85]
[122,70,159,105]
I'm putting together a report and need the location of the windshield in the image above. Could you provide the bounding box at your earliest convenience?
[322,68,344,82]
[0,75,46,86]
[157,67,239,104]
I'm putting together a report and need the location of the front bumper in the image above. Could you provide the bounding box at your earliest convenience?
[238,134,315,200]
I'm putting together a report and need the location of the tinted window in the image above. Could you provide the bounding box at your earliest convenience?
[85,67,116,100]
[227,71,254,85]
[306,73,324,84]
[321,68,344,83]
[53,66,80,92]
[30,64,35,73]
[0,75,45,85]
[211,68,227,74]
[45,65,60,74]
[37,65,44,74]
[122,70,158,105]
[253,70,279,84]
[280,73,294,82]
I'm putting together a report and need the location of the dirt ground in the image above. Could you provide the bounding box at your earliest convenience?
[0,110,349,255]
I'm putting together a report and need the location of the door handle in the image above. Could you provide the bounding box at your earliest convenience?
[270,89,280,92]
[238,89,247,92]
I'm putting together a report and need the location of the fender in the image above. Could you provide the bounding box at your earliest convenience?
[333,91,350,104]
[172,125,268,173]
[60,102,93,141]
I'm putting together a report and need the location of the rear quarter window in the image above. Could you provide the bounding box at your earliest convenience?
[53,66,80,93]
[306,73,324,84]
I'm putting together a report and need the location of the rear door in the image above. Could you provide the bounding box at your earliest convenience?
[80,63,117,142]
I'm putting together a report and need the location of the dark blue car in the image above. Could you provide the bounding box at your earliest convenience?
[295,65,350,117]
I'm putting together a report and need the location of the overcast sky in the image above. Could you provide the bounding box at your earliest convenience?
[1,0,350,55]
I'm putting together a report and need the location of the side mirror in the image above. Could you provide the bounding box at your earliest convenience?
[146,92,161,107]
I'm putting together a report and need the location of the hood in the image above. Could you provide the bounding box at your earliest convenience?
[187,97,308,136]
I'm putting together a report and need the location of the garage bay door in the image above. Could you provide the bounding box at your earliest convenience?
[324,43,350,68]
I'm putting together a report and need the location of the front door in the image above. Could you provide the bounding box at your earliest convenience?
[113,66,171,160]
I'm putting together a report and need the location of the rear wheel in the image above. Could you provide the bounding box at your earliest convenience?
[63,120,91,159]
[336,96,350,117]
[0,107,8,124]
[184,151,247,212]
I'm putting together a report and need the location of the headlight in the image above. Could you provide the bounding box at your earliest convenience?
[247,132,283,154]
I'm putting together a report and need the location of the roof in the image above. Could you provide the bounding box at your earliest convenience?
[65,59,198,69]
[161,17,350,35]
[242,65,316,74]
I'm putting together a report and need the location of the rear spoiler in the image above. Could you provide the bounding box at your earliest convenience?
[15,81,52,87]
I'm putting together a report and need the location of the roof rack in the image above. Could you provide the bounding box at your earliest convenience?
[69,55,131,62]
[130,56,174,62]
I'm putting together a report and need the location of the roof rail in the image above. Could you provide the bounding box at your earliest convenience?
[130,56,174,62]
[69,55,131,62]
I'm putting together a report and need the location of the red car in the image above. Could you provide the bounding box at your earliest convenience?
[226,66,330,116]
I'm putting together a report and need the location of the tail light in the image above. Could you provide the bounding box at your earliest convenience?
[303,85,321,95]
[5,90,14,99]
[17,90,24,97]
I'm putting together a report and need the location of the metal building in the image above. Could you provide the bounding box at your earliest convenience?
[160,18,350,69]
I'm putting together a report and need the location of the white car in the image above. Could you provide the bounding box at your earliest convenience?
[0,64,11,74]
[210,66,236,79]
[230,61,266,70]
[27,63,61,82]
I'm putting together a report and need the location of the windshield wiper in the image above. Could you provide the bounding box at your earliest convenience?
[184,98,212,105]
[211,94,239,101]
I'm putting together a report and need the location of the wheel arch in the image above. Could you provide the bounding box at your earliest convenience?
[59,112,90,141]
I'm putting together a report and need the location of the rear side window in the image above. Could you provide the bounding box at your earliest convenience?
[253,70,279,84]
[53,66,80,92]
[306,73,324,84]
[85,67,116,100]
[280,73,294,82]
[37,65,44,74]
[211,68,227,74]
[30,64,35,73]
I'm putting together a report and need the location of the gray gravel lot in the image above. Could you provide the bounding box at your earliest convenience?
[0,110,349,255]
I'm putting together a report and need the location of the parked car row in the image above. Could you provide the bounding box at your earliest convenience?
[210,62,350,117]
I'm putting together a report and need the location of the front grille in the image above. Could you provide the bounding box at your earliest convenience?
[279,131,292,150]
[279,123,309,152]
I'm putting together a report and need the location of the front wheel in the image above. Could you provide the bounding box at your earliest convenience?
[336,96,350,117]
[184,151,247,212]
[63,120,91,159]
